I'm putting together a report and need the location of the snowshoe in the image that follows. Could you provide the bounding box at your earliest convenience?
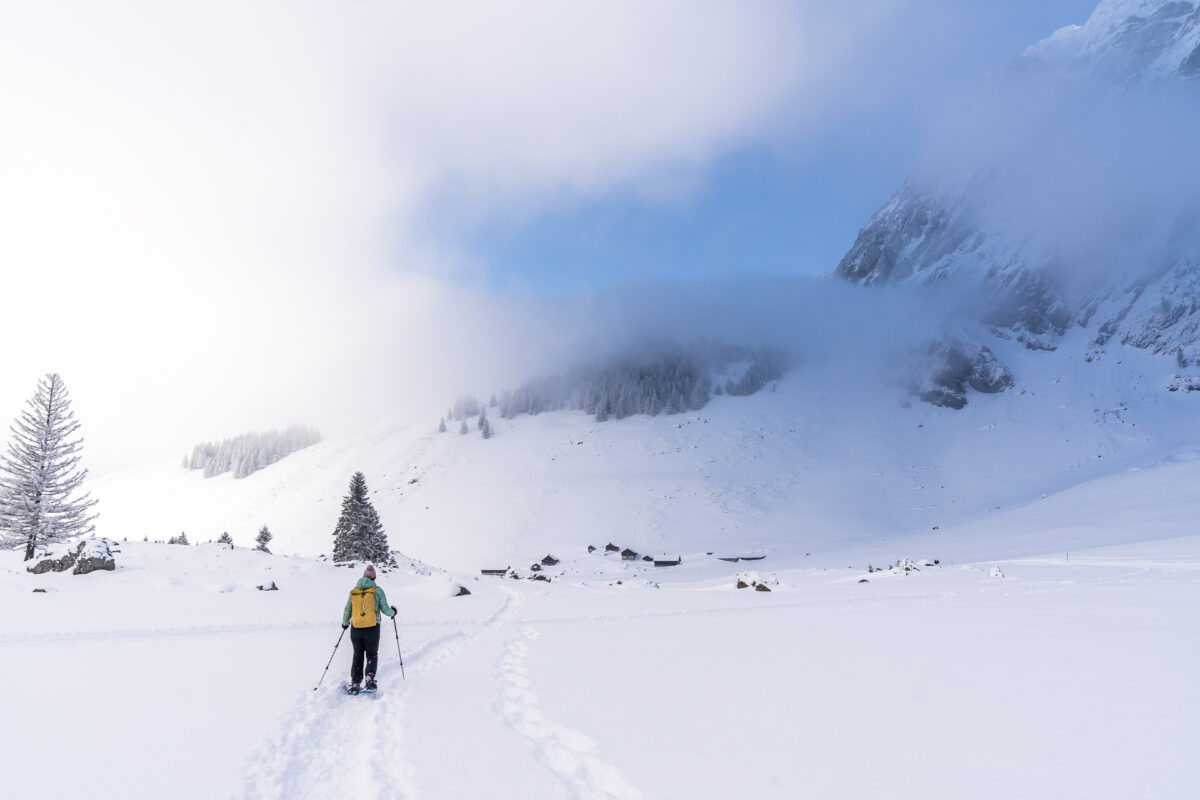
[346,683,361,695]
[364,676,377,692]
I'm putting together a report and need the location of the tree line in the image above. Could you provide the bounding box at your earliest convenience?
[443,342,789,428]
[184,425,321,479]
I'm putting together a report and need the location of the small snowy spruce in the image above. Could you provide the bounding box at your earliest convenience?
[459,420,469,435]
[0,373,98,561]
[330,472,390,564]
[255,525,272,553]
[438,417,447,433]
[217,531,234,547]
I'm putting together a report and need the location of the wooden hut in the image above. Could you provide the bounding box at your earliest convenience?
[653,556,682,567]
[621,548,638,561]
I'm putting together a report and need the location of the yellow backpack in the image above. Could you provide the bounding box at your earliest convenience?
[349,586,377,628]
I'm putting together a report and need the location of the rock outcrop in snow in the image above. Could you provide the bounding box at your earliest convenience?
[908,340,1015,409]
[27,538,117,575]
[1020,0,1200,82]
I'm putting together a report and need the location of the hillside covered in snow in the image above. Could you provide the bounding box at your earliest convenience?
[88,330,1200,571]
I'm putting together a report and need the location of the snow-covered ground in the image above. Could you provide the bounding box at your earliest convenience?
[3,339,1198,798]
[2,530,1196,799]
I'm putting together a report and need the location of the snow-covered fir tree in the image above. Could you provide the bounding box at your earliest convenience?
[438,417,447,433]
[168,532,190,545]
[255,525,272,553]
[217,531,234,547]
[459,420,469,435]
[0,373,98,560]
[330,472,389,564]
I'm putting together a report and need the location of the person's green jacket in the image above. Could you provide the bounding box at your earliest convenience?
[342,577,397,627]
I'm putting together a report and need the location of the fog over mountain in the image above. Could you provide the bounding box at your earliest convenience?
[456,1,1200,418]
[838,0,1200,369]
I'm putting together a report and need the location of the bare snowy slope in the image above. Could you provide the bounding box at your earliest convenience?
[91,334,1200,571]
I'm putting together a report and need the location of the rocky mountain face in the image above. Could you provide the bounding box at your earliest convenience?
[837,0,1200,404]
[1020,0,1200,81]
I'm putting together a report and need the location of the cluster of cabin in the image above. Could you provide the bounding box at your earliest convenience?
[482,547,775,579]
[529,554,559,572]
[480,553,561,582]
[587,543,681,567]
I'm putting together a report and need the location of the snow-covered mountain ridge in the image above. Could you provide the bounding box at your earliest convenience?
[1022,0,1200,80]
[836,0,1200,369]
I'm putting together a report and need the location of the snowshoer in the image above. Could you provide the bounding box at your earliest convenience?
[341,564,397,694]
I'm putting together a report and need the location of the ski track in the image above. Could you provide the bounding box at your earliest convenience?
[495,627,645,800]
[236,587,519,800]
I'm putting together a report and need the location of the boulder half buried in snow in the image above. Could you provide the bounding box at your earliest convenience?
[73,539,116,575]
[27,538,116,576]
[26,543,78,574]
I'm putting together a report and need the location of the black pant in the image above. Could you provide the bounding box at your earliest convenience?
[350,624,381,684]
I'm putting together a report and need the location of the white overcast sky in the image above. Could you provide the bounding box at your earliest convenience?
[0,1,1098,474]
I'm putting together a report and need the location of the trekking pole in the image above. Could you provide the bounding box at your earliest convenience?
[392,615,406,680]
[313,627,347,691]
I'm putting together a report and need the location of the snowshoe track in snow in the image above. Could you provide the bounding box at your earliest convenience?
[237,588,519,799]
[495,627,645,800]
